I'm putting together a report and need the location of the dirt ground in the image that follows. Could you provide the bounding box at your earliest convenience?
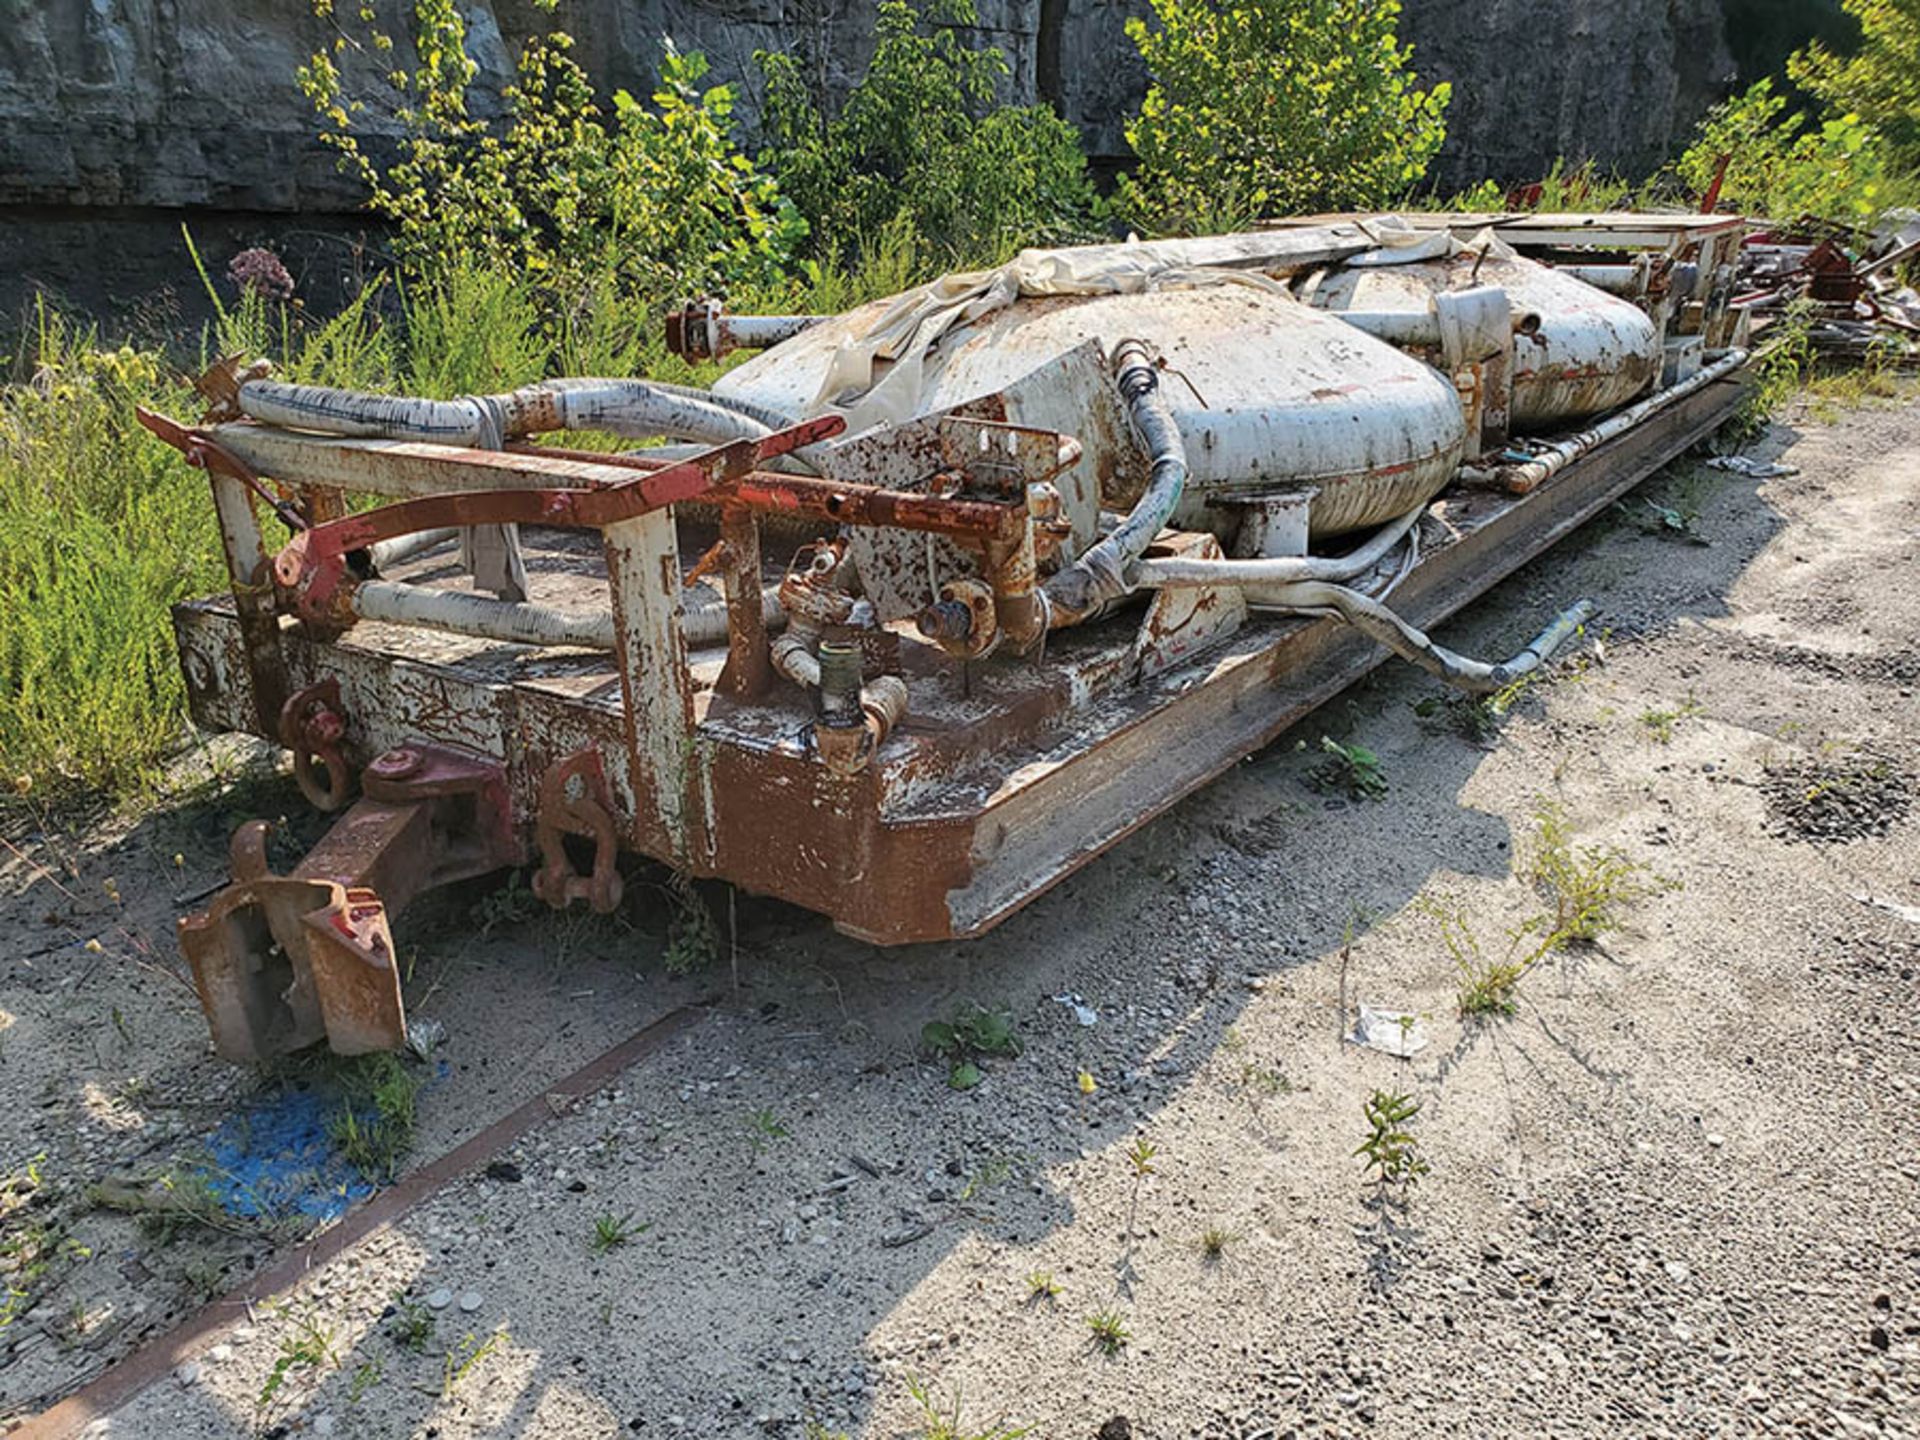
[4,391,1919,1439]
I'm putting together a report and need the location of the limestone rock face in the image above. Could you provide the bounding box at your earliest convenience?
[0,0,1735,213]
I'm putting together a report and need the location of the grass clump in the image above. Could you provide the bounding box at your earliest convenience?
[1085,1308,1131,1356]
[0,311,223,796]
[1024,1269,1060,1301]
[257,1313,337,1412]
[904,1373,1032,1440]
[589,1212,649,1253]
[325,1053,425,1182]
[1637,691,1704,744]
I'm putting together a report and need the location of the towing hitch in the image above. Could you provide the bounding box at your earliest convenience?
[178,744,522,1062]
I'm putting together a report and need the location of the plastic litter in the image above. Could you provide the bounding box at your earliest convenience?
[1051,993,1100,1027]
[1350,1004,1430,1057]
[1707,455,1800,479]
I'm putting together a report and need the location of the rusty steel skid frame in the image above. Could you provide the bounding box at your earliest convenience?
[172,371,1749,957]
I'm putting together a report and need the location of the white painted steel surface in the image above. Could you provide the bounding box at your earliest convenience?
[1301,252,1662,427]
[719,286,1468,538]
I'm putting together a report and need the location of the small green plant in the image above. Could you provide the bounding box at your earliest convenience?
[347,1359,383,1403]
[745,1107,791,1154]
[388,1293,435,1352]
[1525,804,1670,945]
[1619,495,1710,546]
[956,1156,1016,1204]
[1086,1308,1131,1356]
[662,869,720,973]
[1637,692,1704,745]
[922,1004,1021,1090]
[589,1211,649,1253]
[471,870,542,935]
[1199,1225,1236,1262]
[1025,1269,1060,1301]
[1123,1135,1158,1243]
[1354,1089,1428,1189]
[442,1327,510,1397]
[1422,893,1541,1019]
[1414,672,1532,744]
[1308,736,1388,800]
[256,1315,337,1411]
[903,1373,1032,1440]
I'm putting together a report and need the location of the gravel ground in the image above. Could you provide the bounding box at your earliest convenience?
[3,393,1918,1439]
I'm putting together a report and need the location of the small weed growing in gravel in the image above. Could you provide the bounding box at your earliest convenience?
[1422,894,1542,1019]
[1124,1136,1157,1242]
[1617,495,1710,546]
[1637,692,1704,744]
[1525,804,1669,945]
[470,870,541,935]
[442,1327,510,1397]
[347,1359,383,1403]
[1309,736,1388,800]
[256,1315,336,1411]
[745,1107,790,1153]
[1086,1309,1131,1356]
[589,1212,649,1253]
[325,1052,423,1182]
[1199,1225,1236,1262]
[662,869,720,973]
[922,1004,1021,1090]
[1414,672,1533,744]
[1355,1090,1428,1190]
[904,1373,1032,1439]
[1025,1269,1060,1301]
[388,1293,434,1351]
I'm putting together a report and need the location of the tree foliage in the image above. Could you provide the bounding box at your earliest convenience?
[1788,0,1920,175]
[296,0,800,296]
[1116,0,1450,235]
[755,0,1098,265]
[1675,78,1893,222]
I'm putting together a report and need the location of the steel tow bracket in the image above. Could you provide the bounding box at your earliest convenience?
[178,744,522,1060]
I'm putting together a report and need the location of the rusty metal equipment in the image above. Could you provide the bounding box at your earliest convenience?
[147,215,1757,1060]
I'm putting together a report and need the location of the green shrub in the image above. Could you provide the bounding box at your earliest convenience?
[756,0,1099,265]
[298,2,799,297]
[1674,78,1895,223]
[0,310,222,796]
[1117,0,1449,234]
[1788,0,1920,178]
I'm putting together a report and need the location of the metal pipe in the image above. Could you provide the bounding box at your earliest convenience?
[1458,348,1748,494]
[349,578,781,651]
[1557,262,1650,297]
[369,527,460,571]
[1043,339,1188,626]
[1251,582,1596,694]
[236,377,776,448]
[1131,503,1426,588]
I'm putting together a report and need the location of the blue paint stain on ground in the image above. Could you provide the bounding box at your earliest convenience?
[195,1060,447,1224]
[198,1085,374,1223]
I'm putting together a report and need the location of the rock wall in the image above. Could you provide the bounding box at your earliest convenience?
[0,0,1735,325]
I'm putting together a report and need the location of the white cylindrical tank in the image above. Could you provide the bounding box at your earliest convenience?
[1299,252,1661,428]
[716,285,1468,538]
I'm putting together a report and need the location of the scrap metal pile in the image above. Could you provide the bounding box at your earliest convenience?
[141,214,1755,1062]
[1737,210,1920,359]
